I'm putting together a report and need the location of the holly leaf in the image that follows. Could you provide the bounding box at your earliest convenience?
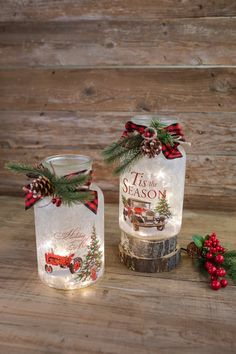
[192,234,204,249]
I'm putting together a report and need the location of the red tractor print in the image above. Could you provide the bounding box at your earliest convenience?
[45,251,83,274]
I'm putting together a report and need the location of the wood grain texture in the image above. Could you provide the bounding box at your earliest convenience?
[1,111,236,155]
[1,151,236,209]
[0,0,235,21]
[0,1,235,211]
[0,197,235,353]
[1,111,236,209]
[1,18,236,67]
[119,243,181,272]
[120,231,177,258]
[1,68,236,112]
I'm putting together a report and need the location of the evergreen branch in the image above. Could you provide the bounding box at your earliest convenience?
[103,144,127,164]
[55,190,93,207]
[5,162,54,180]
[114,150,142,175]
[102,138,124,158]
[6,161,93,207]
[48,173,92,205]
[103,134,144,174]
[103,135,144,164]
[194,258,209,278]
[224,250,236,258]
[150,120,175,146]
[150,120,167,130]
[223,258,236,284]
[157,129,175,146]
[5,162,38,174]
[124,134,144,149]
[103,118,180,175]
[54,174,88,193]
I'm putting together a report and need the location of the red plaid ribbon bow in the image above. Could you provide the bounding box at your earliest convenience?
[122,121,185,159]
[24,170,98,214]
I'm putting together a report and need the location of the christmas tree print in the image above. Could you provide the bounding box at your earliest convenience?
[78,225,103,282]
[155,194,172,219]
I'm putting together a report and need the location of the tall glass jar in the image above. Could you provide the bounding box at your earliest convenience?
[34,154,104,290]
[119,115,186,240]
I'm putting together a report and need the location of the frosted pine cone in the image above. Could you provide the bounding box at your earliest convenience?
[141,139,162,158]
[30,175,53,198]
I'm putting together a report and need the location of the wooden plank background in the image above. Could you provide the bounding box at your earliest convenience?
[0,1,235,209]
[1,1,236,21]
[1,19,236,66]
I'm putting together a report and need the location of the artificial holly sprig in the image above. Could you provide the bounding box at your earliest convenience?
[186,233,236,290]
[5,161,92,207]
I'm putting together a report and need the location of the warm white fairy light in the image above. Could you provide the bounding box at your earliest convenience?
[119,145,186,239]
[34,155,104,290]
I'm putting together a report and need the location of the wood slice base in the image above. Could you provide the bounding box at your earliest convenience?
[120,231,177,259]
[119,243,181,273]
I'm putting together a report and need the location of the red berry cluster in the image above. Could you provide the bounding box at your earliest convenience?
[204,233,228,290]
[143,127,156,139]
[52,197,62,207]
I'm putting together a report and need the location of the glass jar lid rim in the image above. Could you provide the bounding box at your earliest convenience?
[43,154,92,166]
[132,115,178,124]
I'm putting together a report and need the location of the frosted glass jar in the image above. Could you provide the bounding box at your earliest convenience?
[119,116,186,239]
[34,155,104,290]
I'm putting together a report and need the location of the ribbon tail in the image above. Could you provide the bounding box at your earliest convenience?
[162,142,183,159]
[84,190,98,215]
[24,191,42,210]
[165,123,185,142]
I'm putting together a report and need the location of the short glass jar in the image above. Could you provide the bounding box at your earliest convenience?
[34,154,104,290]
[119,115,186,239]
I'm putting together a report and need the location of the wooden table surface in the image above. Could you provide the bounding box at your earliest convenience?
[0,196,235,354]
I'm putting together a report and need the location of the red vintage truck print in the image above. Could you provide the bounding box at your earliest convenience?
[122,198,166,231]
[45,252,83,274]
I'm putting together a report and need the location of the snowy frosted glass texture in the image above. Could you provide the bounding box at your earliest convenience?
[34,155,104,290]
[119,121,186,239]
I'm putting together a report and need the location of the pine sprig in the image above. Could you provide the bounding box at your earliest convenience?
[157,129,175,146]
[150,120,174,146]
[54,174,87,192]
[103,134,144,175]
[114,150,142,175]
[103,119,176,175]
[223,252,236,284]
[5,162,54,180]
[5,161,92,207]
[103,140,128,165]
[103,139,124,161]
[194,257,209,277]
[103,135,143,164]
[224,250,236,258]
[150,120,166,130]
[56,190,92,207]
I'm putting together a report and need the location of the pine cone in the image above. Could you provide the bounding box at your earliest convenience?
[186,242,202,259]
[141,139,162,158]
[30,175,53,198]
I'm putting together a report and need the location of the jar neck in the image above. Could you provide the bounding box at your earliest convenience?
[42,154,92,177]
[132,115,178,126]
